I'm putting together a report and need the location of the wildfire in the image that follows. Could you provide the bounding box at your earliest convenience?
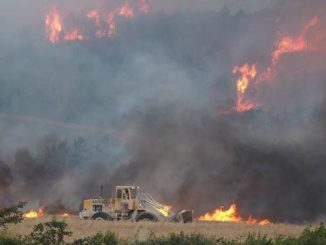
[64,28,85,41]
[45,6,63,44]
[230,16,322,113]
[199,204,270,225]
[119,3,135,18]
[24,207,45,219]
[136,0,151,13]
[155,204,172,218]
[45,0,152,43]
[232,63,257,112]
[87,9,106,38]
[106,11,117,37]
[272,16,319,65]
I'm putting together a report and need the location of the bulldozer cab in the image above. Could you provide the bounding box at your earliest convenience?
[114,186,139,211]
[83,198,106,213]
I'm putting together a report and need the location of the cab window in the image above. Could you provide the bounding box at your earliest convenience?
[130,189,137,199]
[122,189,130,200]
[116,189,122,198]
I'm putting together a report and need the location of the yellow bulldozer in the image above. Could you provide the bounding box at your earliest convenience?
[79,185,192,223]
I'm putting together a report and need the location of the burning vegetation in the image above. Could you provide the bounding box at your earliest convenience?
[0,0,326,225]
[45,0,151,43]
[231,15,324,113]
[199,204,270,225]
[23,208,44,219]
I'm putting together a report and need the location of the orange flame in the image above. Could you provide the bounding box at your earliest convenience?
[119,3,135,18]
[136,0,151,13]
[45,6,63,44]
[263,16,321,82]
[272,16,319,65]
[24,207,45,219]
[45,0,151,43]
[87,9,101,25]
[233,64,257,112]
[199,204,270,225]
[64,28,85,41]
[106,11,117,37]
[87,9,107,38]
[229,16,322,113]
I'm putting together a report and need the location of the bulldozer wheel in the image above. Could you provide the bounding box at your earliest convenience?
[182,216,193,223]
[91,212,113,221]
[135,212,158,222]
[179,210,193,223]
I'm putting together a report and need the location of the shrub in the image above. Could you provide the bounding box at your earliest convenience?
[103,231,119,245]
[24,218,72,245]
[0,232,23,245]
[295,223,326,245]
[69,231,118,245]
[134,232,218,245]
[0,202,26,229]
[242,233,272,245]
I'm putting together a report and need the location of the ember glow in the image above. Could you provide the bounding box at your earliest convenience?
[45,0,151,43]
[199,204,270,225]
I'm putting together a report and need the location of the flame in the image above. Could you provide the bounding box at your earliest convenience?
[272,16,319,65]
[229,16,323,113]
[87,9,107,38]
[62,213,70,217]
[64,28,85,41]
[119,3,135,18]
[233,64,257,112]
[263,16,320,81]
[87,9,101,25]
[135,0,151,13]
[199,204,270,225]
[24,207,45,219]
[45,6,63,44]
[155,204,172,218]
[45,0,151,43]
[106,11,117,37]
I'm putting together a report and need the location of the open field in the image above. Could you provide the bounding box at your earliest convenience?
[7,216,312,243]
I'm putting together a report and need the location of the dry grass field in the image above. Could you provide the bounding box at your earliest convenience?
[7,216,312,243]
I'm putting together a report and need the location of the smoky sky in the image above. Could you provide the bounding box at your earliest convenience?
[0,0,325,223]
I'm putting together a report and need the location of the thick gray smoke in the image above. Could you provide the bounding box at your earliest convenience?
[0,0,325,223]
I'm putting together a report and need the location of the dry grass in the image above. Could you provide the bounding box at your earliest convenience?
[7,216,310,243]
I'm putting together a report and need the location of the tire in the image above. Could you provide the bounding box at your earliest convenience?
[91,212,114,221]
[178,210,193,223]
[135,212,158,222]
[183,215,193,223]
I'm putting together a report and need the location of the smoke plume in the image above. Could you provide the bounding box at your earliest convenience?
[0,0,325,223]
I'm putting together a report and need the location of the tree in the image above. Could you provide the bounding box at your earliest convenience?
[0,202,26,229]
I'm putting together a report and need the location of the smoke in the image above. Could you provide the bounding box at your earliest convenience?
[150,0,275,13]
[0,0,325,223]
